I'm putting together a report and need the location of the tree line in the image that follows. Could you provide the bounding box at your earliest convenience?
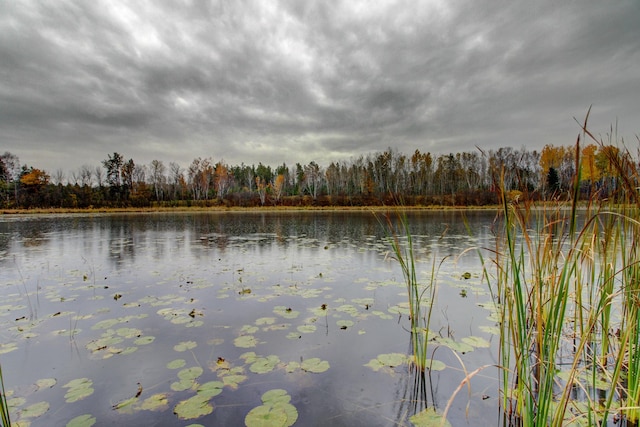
[0,141,636,209]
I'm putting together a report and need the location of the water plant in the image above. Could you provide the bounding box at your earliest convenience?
[0,361,10,427]
[483,112,640,426]
[380,211,440,372]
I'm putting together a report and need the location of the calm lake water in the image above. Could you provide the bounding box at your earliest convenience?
[0,210,502,426]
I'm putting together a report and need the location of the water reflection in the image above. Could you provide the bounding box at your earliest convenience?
[0,210,500,426]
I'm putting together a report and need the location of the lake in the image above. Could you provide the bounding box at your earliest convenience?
[0,210,502,426]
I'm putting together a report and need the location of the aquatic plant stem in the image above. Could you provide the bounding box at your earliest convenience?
[0,361,11,427]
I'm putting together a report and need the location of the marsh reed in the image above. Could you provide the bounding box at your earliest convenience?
[484,114,640,426]
[381,211,439,372]
[0,362,10,427]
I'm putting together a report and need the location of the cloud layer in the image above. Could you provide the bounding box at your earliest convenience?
[1,0,639,173]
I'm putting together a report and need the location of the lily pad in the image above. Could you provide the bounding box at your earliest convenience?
[140,393,169,411]
[250,355,281,374]
[178,367,204,382]
[167,359,187,369]
[63,378,94,403]
[196,381,224,399]
[461,336,491,348]
[245,389,298,427]
[66,414,97,427]
[174,395,213,420]
[301,358,330,374]
[174,341,198,352]
[20,401,50,418]
[297,324,316,334]
[35,378,57,390]
[234,335,258,348]
[365,353,409,371]
[410,407,452,427]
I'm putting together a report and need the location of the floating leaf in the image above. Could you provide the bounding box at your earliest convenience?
[113,396,138,411]
[301,358,330,374]
[241,325,259,334]
[140,393,169,411]
[255,317,276,326]
[365,353,409,372]
[167,359,187,369]
[134,336,155,345]
[461,336,491,348]
[174,395,213,420]
[297,324,316,334]
[66,414,96,427]
[0,342,18,355]
[245,389,298,427]
[174,341,197,352]
[273,306,300,319]
[20,401,49,418]
[286,332,301,340]
[435,337,474,354]
[35,378,57,390]
[250,356,280,374]
[245,404,288,427]
[221,375,247,390]
[196,381,224,399]
[63,378,94,403]
[178,367,204,382]
[410,407,452,427]
[116,327,142,338]
[234,335,258,348]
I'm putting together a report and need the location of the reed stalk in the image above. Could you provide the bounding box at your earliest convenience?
[0,362,10,427]
[380,211,438,372]
[485,112,640,426]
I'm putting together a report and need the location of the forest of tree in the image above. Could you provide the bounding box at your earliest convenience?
[0,141,637,209]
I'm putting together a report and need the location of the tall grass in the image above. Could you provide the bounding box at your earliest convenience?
[380,211,439,372]
[0,361,10,427]
[484,113,640,426]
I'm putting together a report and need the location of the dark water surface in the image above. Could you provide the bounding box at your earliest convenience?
[0,210,501,426]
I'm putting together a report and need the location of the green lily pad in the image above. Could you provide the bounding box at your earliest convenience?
[245,389,298,427]
[221,375,247,390]
[66,414,97,427]
[273,306,300,319]
[297,324,316,334]
[241,325,259,334]
[63,378,94,403]
[461,336,491,348]
[255,317,276,326]
[435,337,474,353]
[178,367,204,382]
[167,359,187,369]
[250,355,281,374]
[234,335,259,348]
[174,395,213,420]
[410,407,452,427]
[20,401,50,418]
[174,341,198,352]
[36,378,57,390]
[365,353,409,371]
[196,381,224,399]
[140,393,169,411]
[134,336,155,345]
[301,358,330,374]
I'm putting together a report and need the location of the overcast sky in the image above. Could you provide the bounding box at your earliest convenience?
[1,1,639,175]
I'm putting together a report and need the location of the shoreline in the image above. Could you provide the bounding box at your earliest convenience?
[0,205,502,215]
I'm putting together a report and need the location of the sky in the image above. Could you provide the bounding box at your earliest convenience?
[1,1,639,176]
